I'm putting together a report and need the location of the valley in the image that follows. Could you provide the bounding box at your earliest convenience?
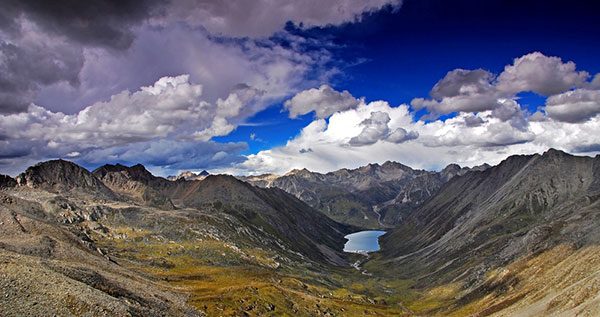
[1,149,599,316]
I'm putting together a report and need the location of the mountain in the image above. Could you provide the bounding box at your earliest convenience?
[15,159,118,200]
[366,149,600,315]
[440,162,491,182]
[2,160,391,315]
[171,174,351,265]
[241,161,489,228]
[1,162,202,315]
[166,170,210,181]
[93,163,350,265]
[3,151,598,315]
[239,173,279,187]
[93,163,175,209]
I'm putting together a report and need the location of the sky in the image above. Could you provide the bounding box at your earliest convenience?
[1,0,600,177]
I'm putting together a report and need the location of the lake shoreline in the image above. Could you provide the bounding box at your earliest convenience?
[343,230,386,253]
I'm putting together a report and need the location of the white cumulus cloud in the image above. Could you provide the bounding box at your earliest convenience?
[284,84,362,119]
[0,75,251,175]
[496,52,590,96]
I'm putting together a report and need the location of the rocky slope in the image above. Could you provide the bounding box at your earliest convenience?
[2,151,598,315]
[0,183,201,315]
[366,149,600,315]
[175,174,351,265]
[1,160,396,315]
[242,161,489,228]
[94,163,351,265]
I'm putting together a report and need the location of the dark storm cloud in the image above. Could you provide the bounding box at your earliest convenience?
[0,40,84,113]
[0,141,33,158]
[0,0,162,49]
[0,0,163,114]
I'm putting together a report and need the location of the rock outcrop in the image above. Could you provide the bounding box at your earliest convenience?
[0,174,16,189]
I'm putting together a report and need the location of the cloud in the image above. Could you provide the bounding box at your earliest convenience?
[37,24,337,115]
[430,69,495,100]
[387,128,419,144]
[284,84,362,119]
[347,110,417,146]
[591,73,600,89]
[157,0,402,38]
[1,0,160,49]
[217,83,600,176]
[464,115,485,127]
[411,68,502,115]
[0,75,235,147]
[496,52,589,96]
[349,111,391,145]
[0,0,163,113]
[3,0,394,116]
[544,89,600,123]
[0,75,254,175]
[0,19,84,114]
[411,52,596,125]
[572,143,600,153]
[1,73,272,150]
[77,139,248,177]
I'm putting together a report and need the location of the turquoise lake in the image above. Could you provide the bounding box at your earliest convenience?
[343,230,386,253]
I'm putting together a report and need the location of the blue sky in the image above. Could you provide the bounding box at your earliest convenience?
[1,0,600,176]
[214,0,600,164]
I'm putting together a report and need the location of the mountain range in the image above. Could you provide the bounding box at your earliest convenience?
[0,149,598,315]
[240,161,490,228]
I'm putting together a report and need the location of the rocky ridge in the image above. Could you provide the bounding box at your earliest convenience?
[241,161,490,228]
[15,160,118,201]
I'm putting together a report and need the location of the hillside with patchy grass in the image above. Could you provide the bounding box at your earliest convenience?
[1,150,599,315]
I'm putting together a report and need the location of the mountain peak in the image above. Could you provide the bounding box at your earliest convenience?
[285,168,311,176]
[93,163,155,183]
[16,159,117,199]
[167,170,210,181]
[542,148,572,158]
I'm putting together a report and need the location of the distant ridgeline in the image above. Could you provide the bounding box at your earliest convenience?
[240,160,490,228]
